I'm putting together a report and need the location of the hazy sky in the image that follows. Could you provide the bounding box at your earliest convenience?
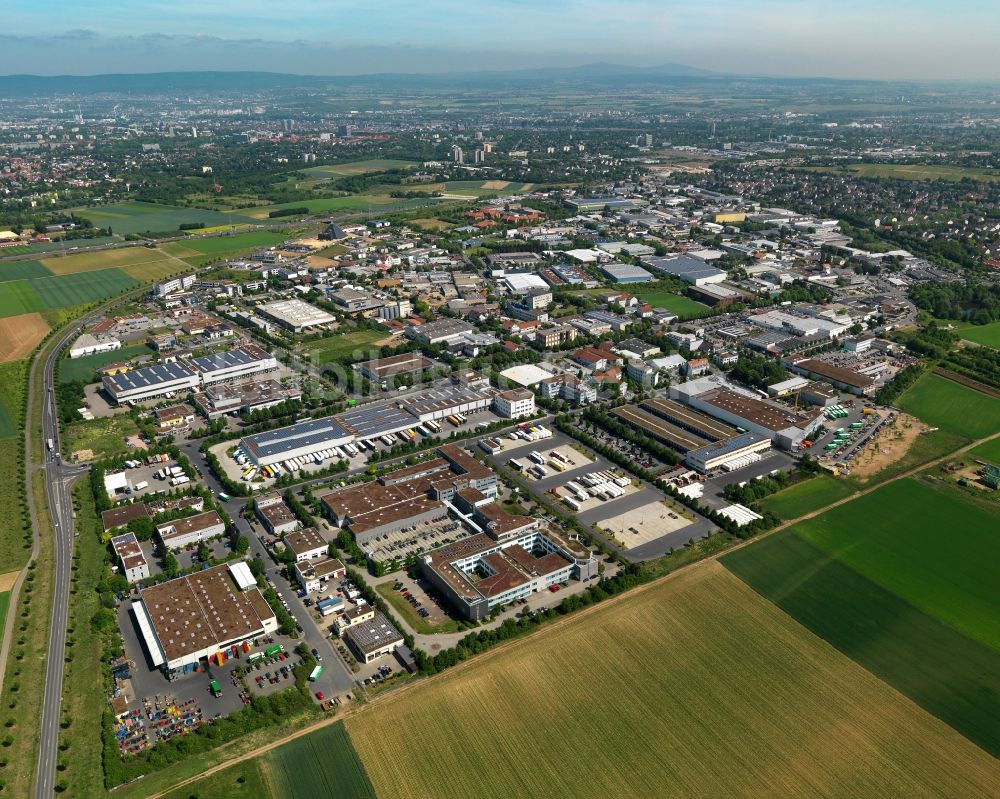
[4,0,999,79]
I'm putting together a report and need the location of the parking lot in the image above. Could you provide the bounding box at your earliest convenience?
[594,499,696,549]
[362,517,464,565]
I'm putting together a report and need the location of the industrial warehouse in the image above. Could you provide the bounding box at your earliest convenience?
[611,397,773,473]
[102,345,279,405]
[320,444,497,544]
[670,376,824,450]
[234,381,534,471]
[131,562,278,676]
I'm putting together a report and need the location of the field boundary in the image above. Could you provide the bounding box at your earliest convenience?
[132,424,1000,799]
[933,366,1000,399]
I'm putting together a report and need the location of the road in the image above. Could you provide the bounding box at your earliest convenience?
[34,322,89,799]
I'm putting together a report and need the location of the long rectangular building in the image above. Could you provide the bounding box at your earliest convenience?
[132,562,277,674]
[103,346,279,405]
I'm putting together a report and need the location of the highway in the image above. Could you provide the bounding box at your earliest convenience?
[33,323,89,799]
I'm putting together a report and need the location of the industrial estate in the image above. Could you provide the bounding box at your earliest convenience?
[0,53,997,799]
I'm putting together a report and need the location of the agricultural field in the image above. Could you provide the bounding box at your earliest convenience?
[968,437,1000,463]
[347,561,1000,799]
[58,343,152,384]
[31,268,140,309]
[804,163,1000,182]
[0,260,53,281]
[261,722,376,799]
[74,201,258,234]
[0,266,144,319]
[245,194,447,219]
[898,372,1000,439]
[628,289,713,319]
[0,313,50,363]
[723,478,1000,758]
[63,414,140,460]
[166,230,290,256]
[954,320,1000,348]
[304,330,386,364]
[0,360,28,571]
[0,235,120,256]
[303,159,420,178]
[39,246,172,276]
[759,474,856,519]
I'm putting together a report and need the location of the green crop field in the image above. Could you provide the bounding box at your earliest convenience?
[796,479,1000,650]
[629,289,713,319]
[347,562,1000,799]
[59,344,152,384]
[263,722,375,799]
[0,235,120,256]
[968,437,1000,463]
[898,372,1000,439]
[305,330,385,364]
[0,592,9,639]
[174,230,290,255]
[0,280,43,317]
[723,479,1000,758]
[31,268,140,309]
[0,260,52,282]
[760,474,856,519]
[75,201,258,234]
[954,321,1000,348]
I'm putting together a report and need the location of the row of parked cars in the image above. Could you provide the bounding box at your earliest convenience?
[393,582,431,618]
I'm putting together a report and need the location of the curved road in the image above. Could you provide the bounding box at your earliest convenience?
[33,322,89,799]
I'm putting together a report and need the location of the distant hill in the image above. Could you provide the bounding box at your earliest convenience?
[0,63,720,95]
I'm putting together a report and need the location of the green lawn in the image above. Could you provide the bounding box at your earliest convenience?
[954,321,1000,349]
[303,159,420,178]
[793,478,1000,651]
[898,372,1000,439]
[75,201,258,235]
[63,414,140,459]
[305,330,385,364]
[59,344,152,384]
[722,525,1000,759]
[759,474,856,519]
[263,722,376,799]
[0,260,52,282]
[630,290,713,319]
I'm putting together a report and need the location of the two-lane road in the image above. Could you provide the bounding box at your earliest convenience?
[34,322,88,799]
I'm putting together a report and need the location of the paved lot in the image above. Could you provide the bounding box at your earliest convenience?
[700,450,798,510]
[593,499,696,549]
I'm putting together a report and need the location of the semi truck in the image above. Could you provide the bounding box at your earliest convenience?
[170,475,190,487]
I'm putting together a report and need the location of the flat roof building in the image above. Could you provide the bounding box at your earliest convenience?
[284,527,329,562]
[643,255,726,286]
[156,510,226,551]
[111,532,150,583]
[599,263,654,283]
[341,612,404,663]
[356,352,433,383]
[102,362,200,405]
[131,562,277,674]
[257,299,336,332]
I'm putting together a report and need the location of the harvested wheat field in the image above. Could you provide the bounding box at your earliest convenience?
[480,180,511,190]
[347,561,1000,799]
[0,313,50,361]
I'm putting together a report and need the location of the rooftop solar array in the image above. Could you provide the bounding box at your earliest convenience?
[105,361,196,392]
[243,417,353,459]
